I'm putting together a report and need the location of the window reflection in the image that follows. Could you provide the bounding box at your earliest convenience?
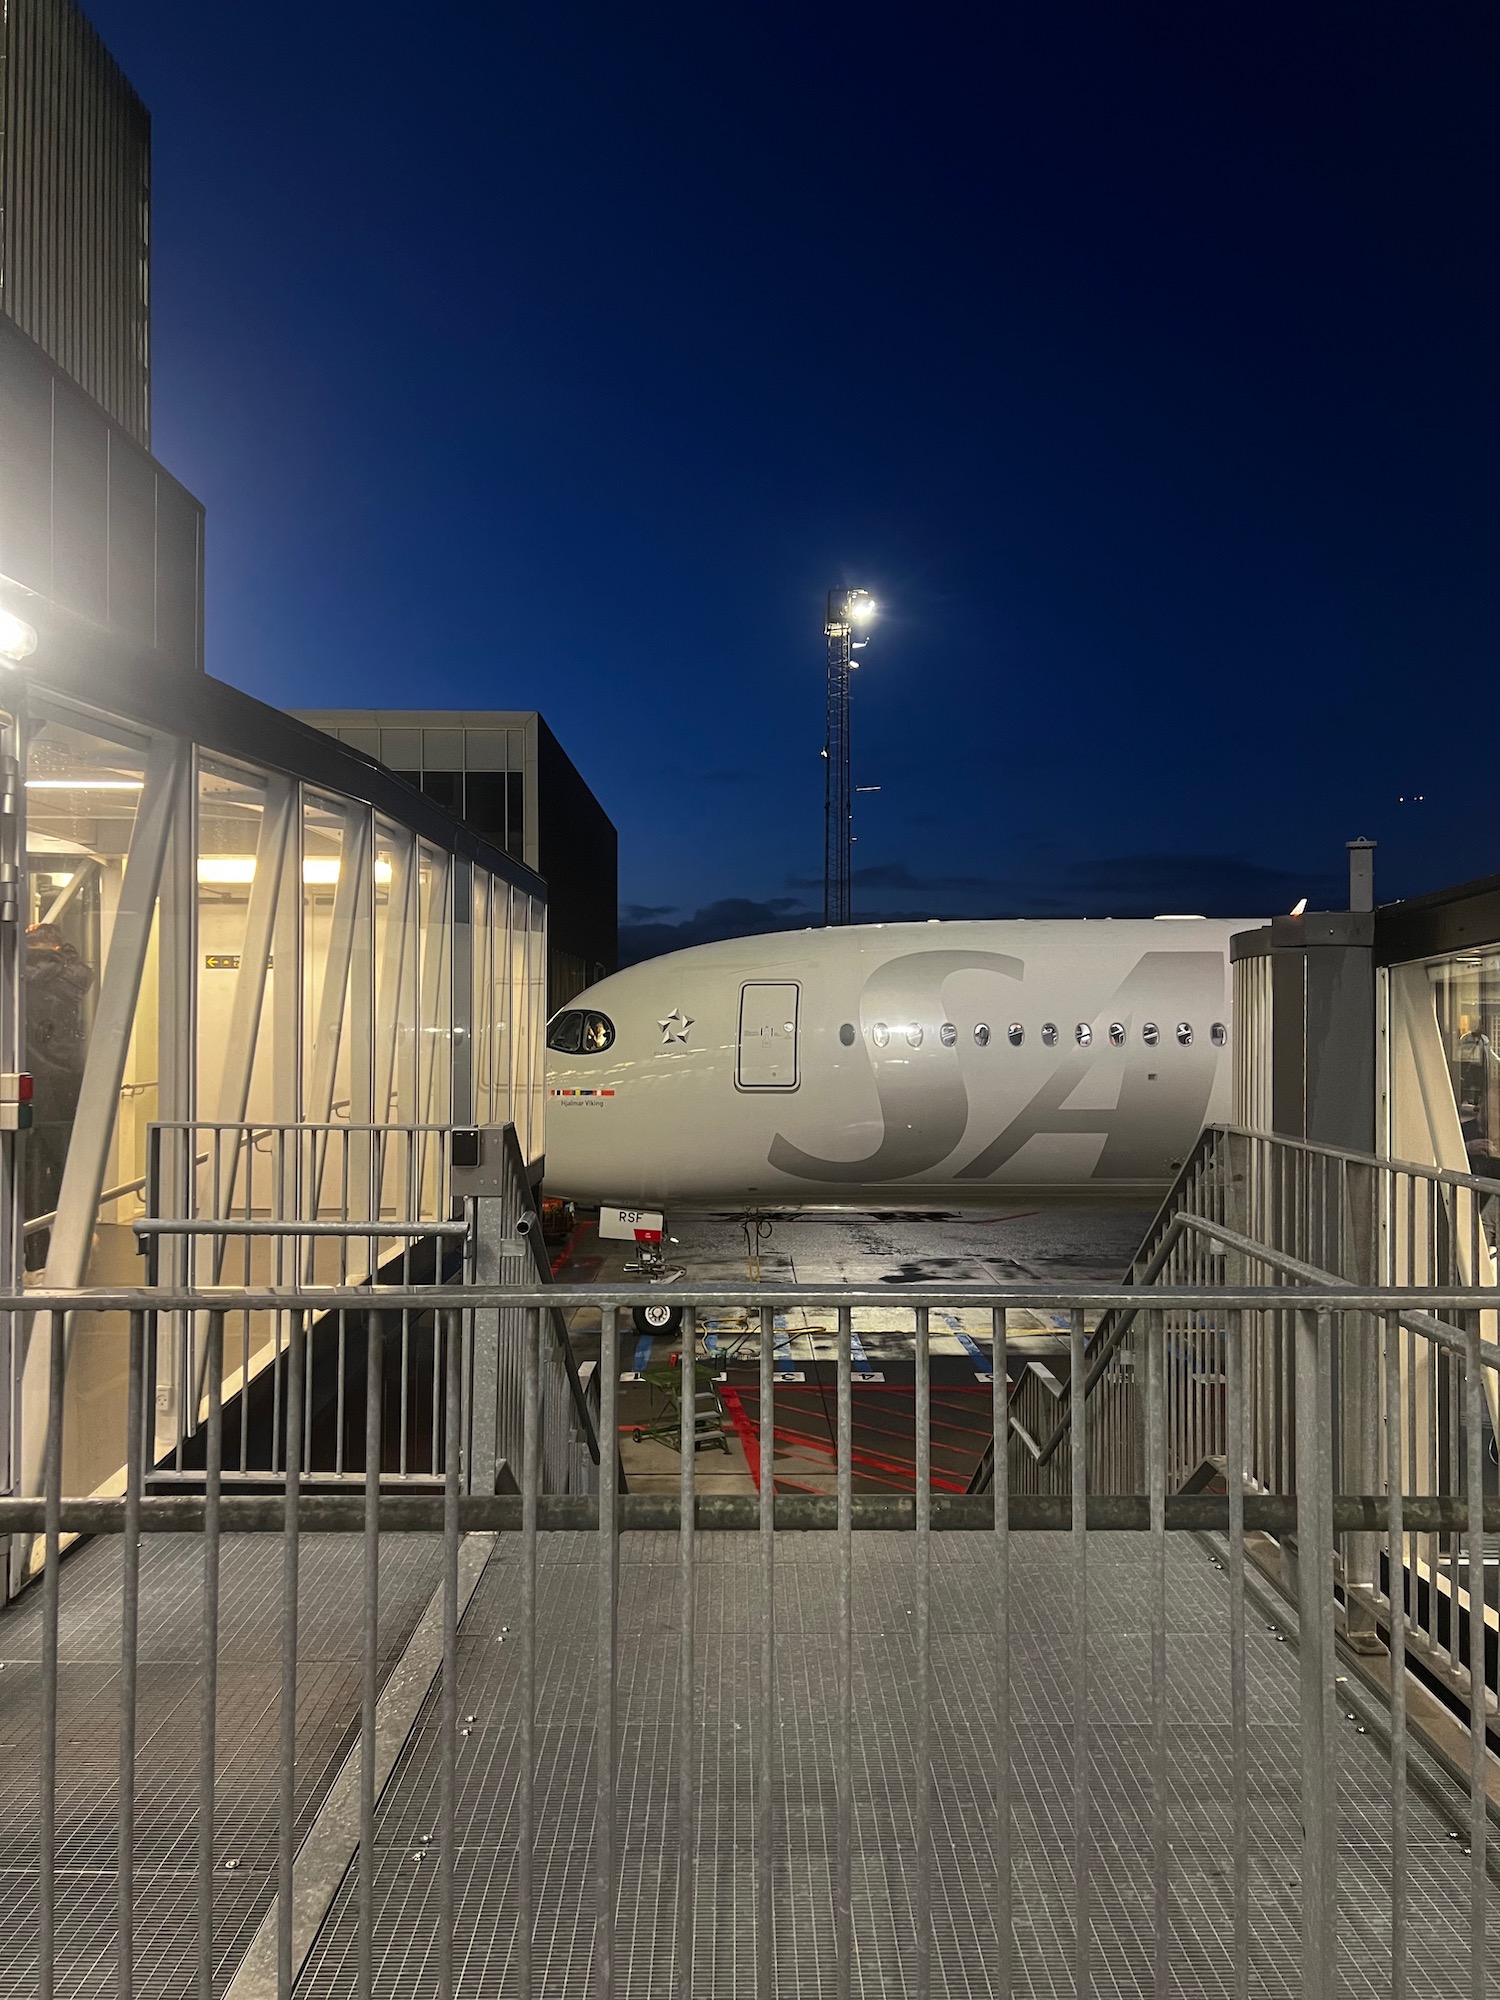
[940,1021,957,1047]
[872,1022,890,1048]
[1176,1023,1193,1046]
[1109,1023,1126,1047]
[1008,1023,1024,1046]
[1142,1022,1160,1047]
[905,1023,923,1048]
[1431,957,1500,1176]
[1041,1022,1058,1047]
[1211,1022,1228,1047]
[1076,1023,1092,1047]
[974,1023,991,1047]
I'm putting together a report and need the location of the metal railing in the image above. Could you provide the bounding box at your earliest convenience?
[978,1124,1500,1720]
[4,1279,1498,1998]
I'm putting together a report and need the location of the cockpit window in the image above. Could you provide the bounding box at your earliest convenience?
[546,1010,584,1054]
[581,1012,615,1054]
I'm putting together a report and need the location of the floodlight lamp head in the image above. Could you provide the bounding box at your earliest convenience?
[824,586,877,636]
[0,608,38,665]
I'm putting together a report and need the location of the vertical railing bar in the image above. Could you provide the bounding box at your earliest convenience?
[676,1305,697,2000]
[1226,1307,1249,2000]
[836,1303,853,2000]
[197,1312,224,2000]
[1383,1310,1407,2000]
[117,1311,146,2000]
[757,1302,775,2000]
[38,1311,65,2000]
[1148,1304,1168,1999]
[359,1310,383,2000]
[336,1308,347,1478]
[1070,1306,1090,2000]
[440,1309,461,2000]
[594,1303,619,2000]
[1464,1313,1486,2000]
[521,1304,540,2000]
[915,1303,932,2000]
[400,1306,410,1480]
[992,1305,1011,1998]
[276,1310,304,2000]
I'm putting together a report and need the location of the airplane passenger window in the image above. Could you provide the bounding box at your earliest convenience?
[546,1011,584,1054]
[974,1023,991,1047]
[1176,1022,1193,1046]
[905,1023,923,1048]
[1076,1023,1092,1047]
[1142,1022,1160,1047]
[839,1022,856,1046]
[1109,1023,1126,1047]
[940,1021,957,1047]
[1041,1022,1058,1047]
[1211,1022,1228,1047]
[582,1012,615,1053]
[872,1022,890,1048]
[1008,1023,1024,1046]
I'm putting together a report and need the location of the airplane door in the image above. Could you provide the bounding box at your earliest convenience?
[737,982,799,1090]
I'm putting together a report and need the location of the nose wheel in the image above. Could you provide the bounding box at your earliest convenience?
[632,1301,683,1338]
[622,1225,685,1343]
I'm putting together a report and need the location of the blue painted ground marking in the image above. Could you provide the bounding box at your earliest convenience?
[940,1311,992,1378]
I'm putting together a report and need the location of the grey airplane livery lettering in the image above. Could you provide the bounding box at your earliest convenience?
[543,917,1256,1211]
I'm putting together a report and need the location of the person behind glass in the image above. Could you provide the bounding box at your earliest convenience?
[24,921,95,1271]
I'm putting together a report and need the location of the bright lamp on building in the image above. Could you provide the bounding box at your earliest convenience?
[0,609,38,664]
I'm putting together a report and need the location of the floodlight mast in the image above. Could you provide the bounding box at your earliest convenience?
[823,587,875,927]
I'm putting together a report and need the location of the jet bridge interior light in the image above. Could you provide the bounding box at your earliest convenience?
[0,610,38,664]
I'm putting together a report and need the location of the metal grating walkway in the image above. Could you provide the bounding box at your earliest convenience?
[0,1532,444,2000]
[296,1532,1500,1999]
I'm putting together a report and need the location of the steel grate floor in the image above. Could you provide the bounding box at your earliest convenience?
[0,1531,444,2000]
[295,1531,1500,1999]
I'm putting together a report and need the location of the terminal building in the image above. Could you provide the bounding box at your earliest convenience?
[0,1,561,1516]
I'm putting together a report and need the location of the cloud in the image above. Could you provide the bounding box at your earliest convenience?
[616,853,1344,964]
[618,896,815,964]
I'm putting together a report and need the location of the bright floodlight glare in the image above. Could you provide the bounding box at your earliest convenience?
[0,609,38,663]
[1290,896,1308,916]
[849,595,877,622]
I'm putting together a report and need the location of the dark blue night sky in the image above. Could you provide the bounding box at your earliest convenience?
[85,3,1498,962]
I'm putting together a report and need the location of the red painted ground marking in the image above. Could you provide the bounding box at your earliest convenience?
[550,1215,596,1277]
[720,1387,972,1493]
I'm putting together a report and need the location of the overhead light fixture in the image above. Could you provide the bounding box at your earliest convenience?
[848,593,877,623]
[0,609,38,664]
[197,856,395,887]
[26,778,143,791]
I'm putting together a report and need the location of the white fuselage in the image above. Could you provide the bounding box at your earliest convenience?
[543,918,1256,1209]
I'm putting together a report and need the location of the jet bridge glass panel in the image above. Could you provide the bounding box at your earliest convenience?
[737,981,799,1090]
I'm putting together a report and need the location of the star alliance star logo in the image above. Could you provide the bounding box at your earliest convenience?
[659,1009,693,1045]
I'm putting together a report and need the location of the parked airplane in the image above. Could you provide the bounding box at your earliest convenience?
[543,917,1255,1219]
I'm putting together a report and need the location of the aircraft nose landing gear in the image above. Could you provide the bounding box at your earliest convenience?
[598,1204,686,1339]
